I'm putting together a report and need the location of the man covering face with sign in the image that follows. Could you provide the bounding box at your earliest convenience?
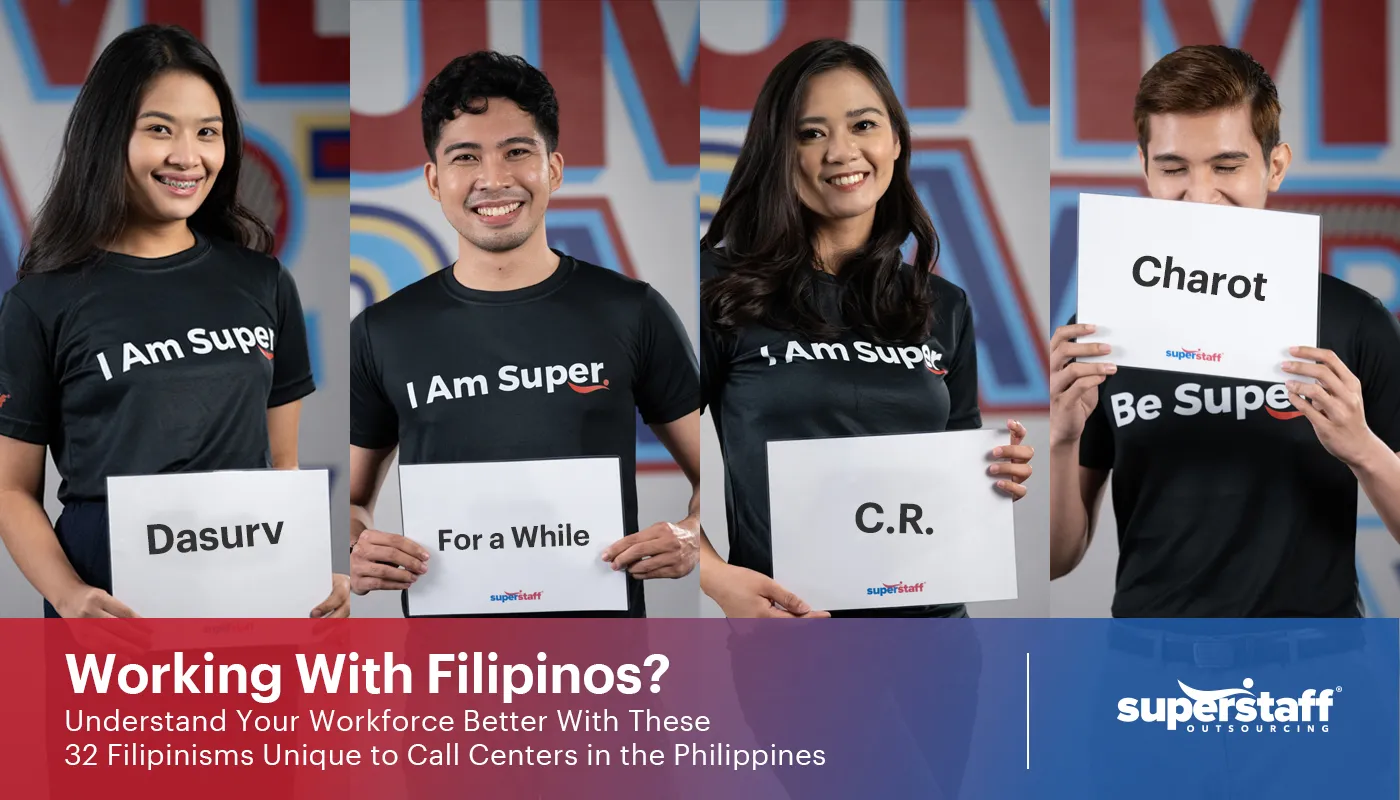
[348,52,701,618]
[1049,45,1400,616]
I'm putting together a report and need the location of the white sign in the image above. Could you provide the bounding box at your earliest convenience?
[107,470,333,618]
[1076,193,1319,383]
[767,430,1017,611]
[399,457,628,616]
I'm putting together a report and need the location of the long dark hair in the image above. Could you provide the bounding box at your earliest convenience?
[18,25,270,278]
[701,39,938,344]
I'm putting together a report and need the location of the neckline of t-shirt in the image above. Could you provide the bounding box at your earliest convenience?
[99,230,212,272]
[439,251,577,305]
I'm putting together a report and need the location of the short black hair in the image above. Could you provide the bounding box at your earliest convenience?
[420,51,560,159]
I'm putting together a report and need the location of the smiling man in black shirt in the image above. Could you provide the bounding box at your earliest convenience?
[348,52,701,618]
[1049,45,1400,616]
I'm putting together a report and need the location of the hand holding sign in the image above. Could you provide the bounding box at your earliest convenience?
[1076,193,1319,383]
[54,587,152,659]
[107,469,334,618]
[56,585,140,619]
[600,520,699,579]
[350,529,430,594]
[769,430,1017,610]
[311,574,352,618]
[989,419,1034,500]
[1283,346,1388,468]
[704,563,831,619]
[398,457,627,616]
[1050,322,1118,447]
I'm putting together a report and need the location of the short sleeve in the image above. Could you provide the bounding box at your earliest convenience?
[269,265,316,407]
[349,310,399,449]
[699,303,728,416]
[0,290,56,444]
[633,286,701,425]
[944,291,982,431]
[1079,396,1115,469]
[1353,297,1400,452]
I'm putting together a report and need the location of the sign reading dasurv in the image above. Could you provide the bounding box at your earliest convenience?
[106,469,334,617]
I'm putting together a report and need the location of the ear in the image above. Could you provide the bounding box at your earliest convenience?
[1266,142,1292,193]
[893,131,902,161]
[548,150,564,193]
[1137,145,1148,176]
[424,160,440,202]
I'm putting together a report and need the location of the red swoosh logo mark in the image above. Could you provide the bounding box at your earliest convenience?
[927,367,947,375]
[1267,407,1304,420]
[0,394,8,409]
[568,378,610,394]
[258,347,274,360]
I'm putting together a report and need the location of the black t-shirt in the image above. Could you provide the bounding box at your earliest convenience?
[350,254,700,618]
[0,233,315,502]
[700,248,982,617]
[1078,274,1400,617]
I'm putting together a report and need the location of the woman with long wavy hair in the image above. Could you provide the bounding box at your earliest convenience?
[699,38,1032,800]
[699,39,1034,620]
[0,25,348,620]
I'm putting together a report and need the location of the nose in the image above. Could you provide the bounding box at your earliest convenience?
[1183,171,1222,204]
[476,155,515,191]
[166,132,199,170]
[823,128,860,165]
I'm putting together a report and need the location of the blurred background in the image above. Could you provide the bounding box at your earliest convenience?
[0,0,350,618]
[1048,0,1400,616]
[349,0,700,617]
[698,0,1052,619]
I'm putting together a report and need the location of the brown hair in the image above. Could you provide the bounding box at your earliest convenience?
[1134,44,1280,161]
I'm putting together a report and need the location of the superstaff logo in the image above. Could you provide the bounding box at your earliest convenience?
[866,581,926,598]
[1118,678,1335,734]
[490,591,543,604]
[1166,348,1223,363]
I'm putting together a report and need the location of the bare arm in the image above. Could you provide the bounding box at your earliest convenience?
[0,436,135,616]
[649,410,700,528]
[347,443,427,595]
[1353,445,1400,545]
[349,443,397,547]
[268,399,349,616]
[1049,455,1109,579]
[1047,323,1117,580]
[600,411,701,579]
[266,400,303,468]
[1279,347,1400,547]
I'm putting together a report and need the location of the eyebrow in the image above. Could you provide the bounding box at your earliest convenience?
[441,136,542,155]
[1152,150,1251,164]
[797,107,885,126]
[137,111,223,123]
